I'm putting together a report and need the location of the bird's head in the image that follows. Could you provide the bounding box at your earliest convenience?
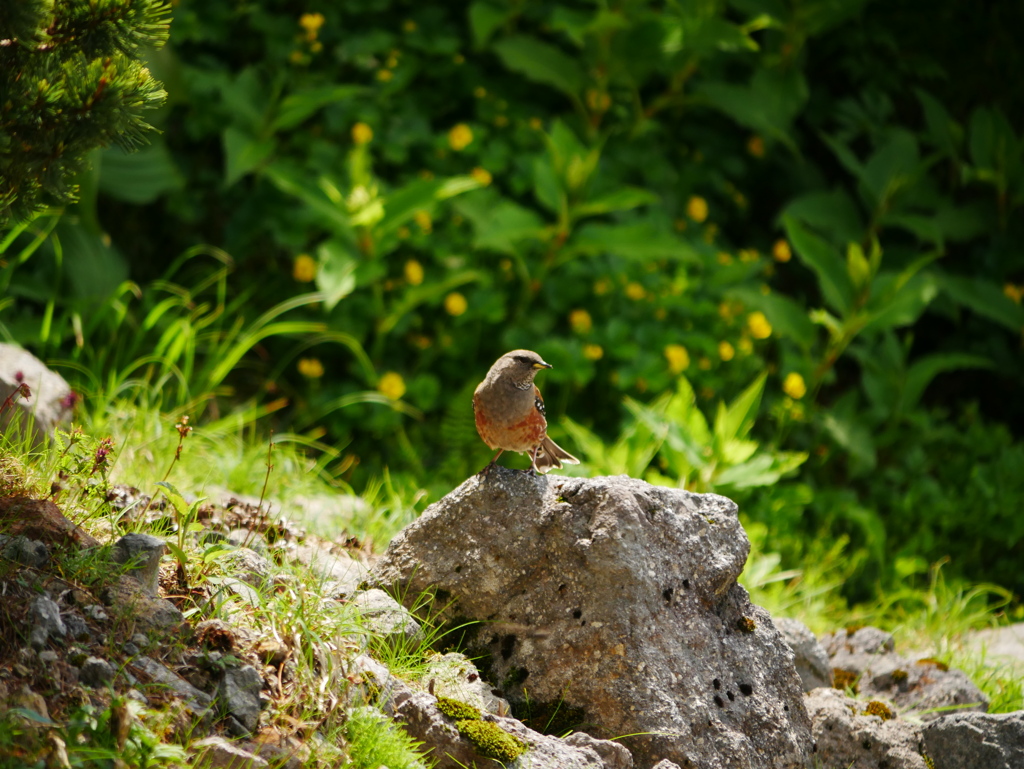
[495,349,552,389]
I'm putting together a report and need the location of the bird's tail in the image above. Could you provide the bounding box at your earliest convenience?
[534,436,580,474]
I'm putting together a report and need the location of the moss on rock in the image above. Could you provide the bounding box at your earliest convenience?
[862,700,895,721]
[455,718,528,762]
[435,695,482,721]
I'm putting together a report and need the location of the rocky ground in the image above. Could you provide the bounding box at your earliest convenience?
[1,468,1022,769]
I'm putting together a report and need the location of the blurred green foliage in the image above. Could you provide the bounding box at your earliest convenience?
[3,0,1024,601]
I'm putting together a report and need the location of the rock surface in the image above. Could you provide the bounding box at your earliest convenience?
[923,711,1024,769]
[371,469,812,769]
[775,617,832,692]
[0,497,99,550]
[355,654,632,768]
[822,626,988,720]
[805,688,929,769]
[0,343,75,445]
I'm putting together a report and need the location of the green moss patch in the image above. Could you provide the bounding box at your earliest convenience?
[435,696,482,721]
[455,719,528,762]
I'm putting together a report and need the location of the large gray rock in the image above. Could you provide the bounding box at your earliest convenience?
[0,343,75,445]
[805,688,929,769]
[923,711,1024,769]
[370,470,812,769]
[822,626,988,721]
[775,617,832,692]
[128,656,213,720]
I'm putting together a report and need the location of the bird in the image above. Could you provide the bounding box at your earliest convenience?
[473,349,580,475]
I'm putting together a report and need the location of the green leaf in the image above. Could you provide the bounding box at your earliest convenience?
[456,191,545,254]
[573,187,659,219]
[862,129,920,208]
[99,142,183,204]
[532,156,564,214]
[915,88,962,157]
[782,189,863,246]
[316,240,358,311]
[782,214,856,315]
[846,242,872,289]
[270,85,365,132]
[491,35,585,100]
[903,353,993,412]
[223,128,274,187]
[863,271,938,332]
[698,68,807,147]
[568,220,698,262]
[716,372,766,444]
[155,480,189,516]
[264,162,353,235]
[469,1,511,48]
[935,272,1024,332]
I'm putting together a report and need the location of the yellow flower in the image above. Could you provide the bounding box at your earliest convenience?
[444,292,468,316]
[569,309,593,333]
[377,69,393,82]
[739,248,759,263]
[747,311,772,340]
[297,357,324,378]
[403,19,417,32]
[351,122,373,145]
[377,371,406,400]
[783,372,807,400]
[664,344,690,374]
[471,167,492,186]
[397,226,410,239]
[474,86,487,99]
[404,259,424,286]
[686,195,709,223]
[716,252,733,266]
[529,117,543,130]
[703,223,719,243]
[414,210,432,233]
[299,13,325,37]
[625,282,646,301]
[411,334,432,349]
[594,278,611,296]
[772,239,792,263]
[310,40,323,53]
[292,254,316,282]
[583,344,604,361]
[448,123,473,151]
[747,135,765,158]
[1003,283,1022,304]
[718,302,734,321]
[698,357,712,370]
[718,341,735,361]
[289,50,306,65]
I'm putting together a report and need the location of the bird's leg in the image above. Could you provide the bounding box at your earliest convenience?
[479,449,504,475]
[527,445,542,476]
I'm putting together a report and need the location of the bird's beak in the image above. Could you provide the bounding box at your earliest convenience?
[533,361,552,369]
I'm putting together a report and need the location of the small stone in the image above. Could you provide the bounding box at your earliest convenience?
[84,605,109,621]
[922,711,1024,769]
[29,595,65,648]
[131,633,149,647]
[80,657,115,688]
[62,613,91,642]
[776,617,833,691]
[2,535,49,568]
[349,588,422,647]
[112,533,166,596]
[221,547,273,587]
[123,642,140,656]
[192,735,269,768]
[38,650,59,665]
[218,665,264,734]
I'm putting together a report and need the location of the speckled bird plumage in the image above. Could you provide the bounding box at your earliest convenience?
[473,349,580,474]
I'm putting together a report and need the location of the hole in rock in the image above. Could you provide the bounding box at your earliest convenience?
[500,634,516,660]
[739,683,753,696]
[713,678,721,690]
[713,695,724,708]
[662,587,674,604]
[572,609,582,619]
[454,565,462,573]
[727,691,734,701]
[682,579,690,589]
